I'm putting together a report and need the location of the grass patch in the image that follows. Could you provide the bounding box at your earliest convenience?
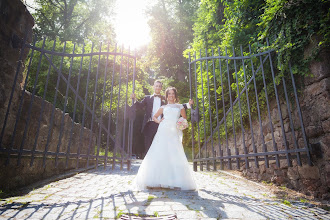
[262,181,273,186]
[116,210,125,219]
[282,200,292,206]
[300,198,308,203]
[43,193,53,200]
[279,185,287,190]
[147,195,155,202]
[95,147,124,158]
[93,208,102,218]
[144,195,156,206]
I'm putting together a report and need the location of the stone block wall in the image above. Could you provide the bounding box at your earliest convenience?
[0,0,34,135]
[0,0,96,191]
[297,48,330,198]
[205,47,330,199]
[0,90,97,191]
[1,91,96,156]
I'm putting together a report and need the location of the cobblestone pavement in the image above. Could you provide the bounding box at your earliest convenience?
[1,161,329,220]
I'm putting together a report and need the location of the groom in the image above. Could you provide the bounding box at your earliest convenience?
[131,80,192,158]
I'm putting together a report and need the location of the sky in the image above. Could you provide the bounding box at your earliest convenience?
[24,0,153,49]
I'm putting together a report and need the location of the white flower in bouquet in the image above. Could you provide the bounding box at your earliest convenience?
[176,117,188,130]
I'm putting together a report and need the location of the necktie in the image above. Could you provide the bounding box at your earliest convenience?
[154,94,162,98]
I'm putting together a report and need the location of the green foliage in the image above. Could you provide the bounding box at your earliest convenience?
[258,0,330,75]
[185,0,330,77]
[30,0,115,43]
[145,0,199,81]
[183,0,329,155]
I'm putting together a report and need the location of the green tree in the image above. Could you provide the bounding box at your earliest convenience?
[28,0,116,43]
[145,0,199,81]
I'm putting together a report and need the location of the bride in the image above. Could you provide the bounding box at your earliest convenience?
[134,87,197,190]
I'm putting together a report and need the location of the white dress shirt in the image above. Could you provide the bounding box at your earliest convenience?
[152,95,161,121]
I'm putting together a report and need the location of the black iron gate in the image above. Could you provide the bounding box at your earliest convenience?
[188,39,312,171]
[0,34,136,171]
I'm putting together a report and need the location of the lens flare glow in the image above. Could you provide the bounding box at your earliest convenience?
[114,0,152,49]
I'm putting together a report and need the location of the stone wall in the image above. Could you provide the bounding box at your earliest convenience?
[206,46,330,199]
[0,0,34,135]
[0,0,96,191]
[296,47,330,199]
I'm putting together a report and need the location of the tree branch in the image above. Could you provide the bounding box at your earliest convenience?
[47,0,64,11]
[35,8,56,31]
[75,17,90,30]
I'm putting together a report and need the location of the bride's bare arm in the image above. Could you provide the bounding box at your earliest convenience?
[180,108,187,119]
[152,108,164,123]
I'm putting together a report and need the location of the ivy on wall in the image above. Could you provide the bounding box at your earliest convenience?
[183,0,330,151]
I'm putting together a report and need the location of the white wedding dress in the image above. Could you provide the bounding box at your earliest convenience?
[134,104,197,190]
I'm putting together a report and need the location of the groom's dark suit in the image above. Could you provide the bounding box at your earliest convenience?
[134,95,166,157]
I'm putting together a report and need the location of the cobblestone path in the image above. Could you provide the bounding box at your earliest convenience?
[0,161,329,219]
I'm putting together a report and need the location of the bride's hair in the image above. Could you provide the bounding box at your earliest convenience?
[165,87,179,103]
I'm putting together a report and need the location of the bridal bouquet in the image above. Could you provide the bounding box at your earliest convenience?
[176,117,188,130]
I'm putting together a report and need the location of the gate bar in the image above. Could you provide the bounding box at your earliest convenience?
[122,47,131,169]
[218,47,228,170]
[191,49,275,63]
[233,46,248,169]
[65,43,85,168]
[282,77,302,166]
[96,43,110,168]
[211,49,223,170]
[240,45,258,168]
[113,45,124,170]
[42,41,67,168]
[199,49,207,171]
[249,44,268,168]
[289,63,312,166]
[106,44,117,169]
[225,47,236,169]
[259,54,281,167]
[193,52,202,171]
[87,43,103,167]
[188,53,196,170]
[128,49,137,170]
[205,49,215,170]
[193,148,309,161]
[266,41,289,167]
[55,43,76,168]
[25,44,136,59]
[76,42,94,168]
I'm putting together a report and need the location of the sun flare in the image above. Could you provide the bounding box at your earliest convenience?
[114,0,153,49]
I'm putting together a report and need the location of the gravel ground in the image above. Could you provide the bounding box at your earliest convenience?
[0,160,329,220]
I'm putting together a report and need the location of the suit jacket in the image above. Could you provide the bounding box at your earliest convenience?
[134,95,166,133]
